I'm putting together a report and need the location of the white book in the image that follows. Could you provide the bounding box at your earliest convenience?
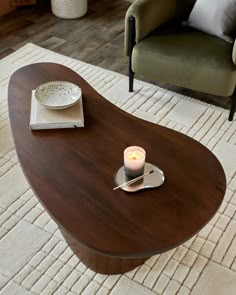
[30,90,84,130]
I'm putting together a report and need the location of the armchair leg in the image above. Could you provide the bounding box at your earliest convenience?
[128,16,136,93]
[129,68,134,92]
[228,90,236,121]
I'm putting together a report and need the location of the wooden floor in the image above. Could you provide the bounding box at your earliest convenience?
[0,0,231,110]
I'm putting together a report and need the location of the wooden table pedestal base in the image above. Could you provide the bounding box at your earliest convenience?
[60,227,150,274]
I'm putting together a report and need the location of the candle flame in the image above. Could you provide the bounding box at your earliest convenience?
[131,151,137,159]
[127,150,143,160]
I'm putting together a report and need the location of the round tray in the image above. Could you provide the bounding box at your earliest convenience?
[35,81,81,110]
[114,163,165,193]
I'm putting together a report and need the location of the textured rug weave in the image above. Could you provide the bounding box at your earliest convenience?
[0,43,236,295]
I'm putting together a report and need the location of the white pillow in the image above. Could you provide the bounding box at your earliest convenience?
[186,0,236,42]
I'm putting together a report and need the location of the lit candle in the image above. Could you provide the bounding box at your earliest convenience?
[124,146,146,178]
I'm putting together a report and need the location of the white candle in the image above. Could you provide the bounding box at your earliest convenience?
[124,146,146,178]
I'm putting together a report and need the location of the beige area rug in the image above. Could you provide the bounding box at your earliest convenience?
[0,43,236,295]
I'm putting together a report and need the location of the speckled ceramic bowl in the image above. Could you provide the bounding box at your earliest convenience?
[35,81,81,110]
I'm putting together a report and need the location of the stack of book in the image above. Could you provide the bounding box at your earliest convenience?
[30,90,84,130]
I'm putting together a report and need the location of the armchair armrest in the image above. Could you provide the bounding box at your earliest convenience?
[125,0,176,55]
[233,39,236,65]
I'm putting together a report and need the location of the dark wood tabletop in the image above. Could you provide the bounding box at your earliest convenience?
[8,63,226,258]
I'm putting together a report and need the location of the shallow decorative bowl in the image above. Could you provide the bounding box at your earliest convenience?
[35,81,81,110]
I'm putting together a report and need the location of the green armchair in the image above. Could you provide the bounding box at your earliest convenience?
[125,0,236,121]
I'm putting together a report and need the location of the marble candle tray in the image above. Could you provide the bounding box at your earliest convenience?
[114,162,165,193]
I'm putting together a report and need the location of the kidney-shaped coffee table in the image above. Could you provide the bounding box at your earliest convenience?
[8,63,226,274]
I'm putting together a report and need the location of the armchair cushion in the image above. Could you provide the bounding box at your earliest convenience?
[132,25,236,96]
[185,0,236,43]
[233,39,236,65]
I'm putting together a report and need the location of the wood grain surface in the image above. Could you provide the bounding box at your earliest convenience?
[8,63,226,260]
